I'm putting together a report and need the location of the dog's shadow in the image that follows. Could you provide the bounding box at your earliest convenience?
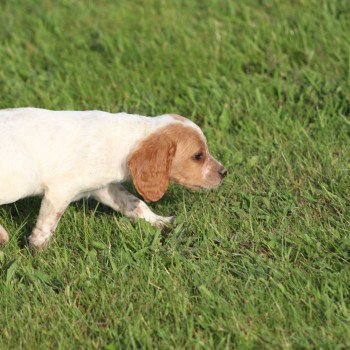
[0,181,175,248]
[1,197,41,248]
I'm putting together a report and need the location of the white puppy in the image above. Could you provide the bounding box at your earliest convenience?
[0,108,227,249]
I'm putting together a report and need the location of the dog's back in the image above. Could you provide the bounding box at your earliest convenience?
[0,108,149,204]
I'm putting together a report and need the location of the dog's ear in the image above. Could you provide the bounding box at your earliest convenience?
[128,134,176,202]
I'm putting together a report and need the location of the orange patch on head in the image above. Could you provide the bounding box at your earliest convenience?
[128,123,225,202]
[165,125,207,188]
[170,114,187,122]
[167,124,225,189]
[127,130,176,202]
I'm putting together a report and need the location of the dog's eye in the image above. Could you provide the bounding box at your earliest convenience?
[194,152,203,161]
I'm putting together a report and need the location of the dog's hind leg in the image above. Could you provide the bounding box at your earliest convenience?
[91,183,175,228]
[0,223,9,245]
[28,189,73,250]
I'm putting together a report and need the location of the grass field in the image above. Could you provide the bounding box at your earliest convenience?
[0,0,349,348]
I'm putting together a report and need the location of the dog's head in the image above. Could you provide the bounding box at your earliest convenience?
[127,114,227,202]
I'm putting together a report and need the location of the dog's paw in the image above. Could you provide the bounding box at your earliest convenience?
[0,227,9,245]
[151,215,176,229]
[28,239,49,251]
[28,229,50,251]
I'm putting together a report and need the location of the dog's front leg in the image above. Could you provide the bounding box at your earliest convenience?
[92,183,175,228]
[28,190,72,250]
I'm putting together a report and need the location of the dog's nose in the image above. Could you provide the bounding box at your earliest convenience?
[218,167,228,178]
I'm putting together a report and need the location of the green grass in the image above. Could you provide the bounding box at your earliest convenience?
[0,0,350,348]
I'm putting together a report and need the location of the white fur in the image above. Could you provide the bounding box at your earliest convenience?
[0,108,199,248]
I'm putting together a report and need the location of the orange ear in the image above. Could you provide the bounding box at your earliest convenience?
[127,133,176,202]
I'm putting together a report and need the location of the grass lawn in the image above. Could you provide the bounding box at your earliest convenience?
[0,0,349,348]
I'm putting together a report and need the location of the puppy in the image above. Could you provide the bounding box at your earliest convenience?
[0,108,227,249]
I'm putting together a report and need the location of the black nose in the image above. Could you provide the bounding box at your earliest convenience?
[219,167,228,178]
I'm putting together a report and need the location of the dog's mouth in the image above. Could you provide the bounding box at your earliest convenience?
[180,180,223,191]
[171,172,225,190]
[202,176,225,189]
